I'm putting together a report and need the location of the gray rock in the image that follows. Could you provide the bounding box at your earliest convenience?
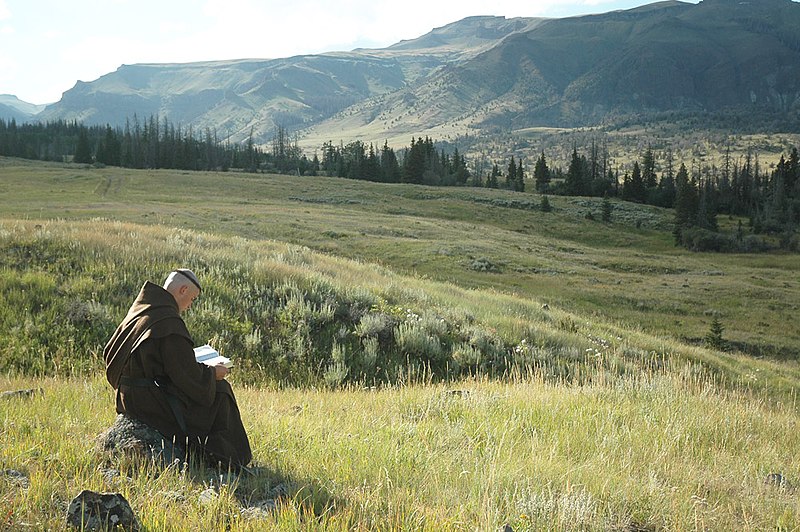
[1,469,29,488]
[198,487,219,506]
[66,490,138,531]
[499,524,514,532]
[98,468,123,484]
[765,472,792,490]
[161,490,186,503]
[96,414,185,465]
[241,499,278,519]
[1,388,42,400]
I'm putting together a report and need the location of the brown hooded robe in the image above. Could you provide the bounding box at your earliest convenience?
[104,281,251,467]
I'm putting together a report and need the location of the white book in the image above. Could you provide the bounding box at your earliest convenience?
[193,344,233,368]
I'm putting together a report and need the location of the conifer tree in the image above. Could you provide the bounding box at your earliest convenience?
[452,147,469,185]
[486,164,500,189]
[601,193,612,222]
[74,127,93,164]
[564,147,586,196]
[380,141,401,183]
[624,161,646,202]
[673,163,698,245]
[402,137,425,184]
[517,159,525,192]
[534,151,550,193]
[642,145,657,189]
[787,147,799,196]
[506,156,517,190]
[705,316,725,350]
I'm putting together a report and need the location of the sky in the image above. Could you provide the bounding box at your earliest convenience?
[0,0,699,105]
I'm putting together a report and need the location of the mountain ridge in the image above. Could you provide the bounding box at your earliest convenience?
[22,1,800,147]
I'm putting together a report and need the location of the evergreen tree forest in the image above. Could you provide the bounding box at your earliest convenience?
[1,116,797,252]
[531,142,799,252]
[319,137,469,186]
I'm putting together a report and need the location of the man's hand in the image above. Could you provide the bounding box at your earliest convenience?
[214,364,229,380]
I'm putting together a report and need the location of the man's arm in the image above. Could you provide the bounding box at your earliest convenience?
[160,335,217,407]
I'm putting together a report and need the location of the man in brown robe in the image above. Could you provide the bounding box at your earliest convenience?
[104,269,251,467]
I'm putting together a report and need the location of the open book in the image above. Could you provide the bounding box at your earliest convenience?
[193,344,233,368]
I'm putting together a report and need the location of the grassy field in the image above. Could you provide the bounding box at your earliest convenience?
[3,373,799,530]
[1,157,798,359]
[1,156,799,529]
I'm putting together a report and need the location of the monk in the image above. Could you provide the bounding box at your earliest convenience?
[104,269,251,468]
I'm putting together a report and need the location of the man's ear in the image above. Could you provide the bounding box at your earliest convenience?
[178,285,189,295]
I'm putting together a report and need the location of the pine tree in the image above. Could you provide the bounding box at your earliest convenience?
[74,127,93,164]
[506,156,517,190]
[363,143,380,181]
[534,151,550,193]
[380,141,401,183]
[705,316,725,350]
[787,147,799,197]
[540,195,552,212]
[601,193,612,223]
[564,147,586,196]
[642,144,657,190]
[486,164,500,189]
[402,137,425,184]
[673,163,698,245]
[624,161,646,202]
[517,159,525,192]
[452,147,469,185]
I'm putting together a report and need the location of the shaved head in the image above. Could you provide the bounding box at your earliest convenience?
[164,269,201,312]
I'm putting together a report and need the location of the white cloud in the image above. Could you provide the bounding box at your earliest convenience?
[0,0,10,21]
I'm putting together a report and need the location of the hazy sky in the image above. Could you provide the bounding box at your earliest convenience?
[0,0,699,104]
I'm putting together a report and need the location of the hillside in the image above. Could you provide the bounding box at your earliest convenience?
[1,158,800,528]
[33,0,800,149]
[35,16,529,145]
[0,159,800,531]
[0,94,45,122]
[303,0,800,146]
[1,156,798,365]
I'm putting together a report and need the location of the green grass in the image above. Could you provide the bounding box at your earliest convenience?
[1,156,800,528]
[2,374,799,530]
[1,157,798,360]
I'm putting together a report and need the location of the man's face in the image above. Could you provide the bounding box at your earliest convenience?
[176,284,200,313]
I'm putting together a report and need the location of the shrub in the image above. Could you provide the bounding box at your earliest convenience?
[355,312,394,343]
[680,227,732,252]
[394,322,443,365]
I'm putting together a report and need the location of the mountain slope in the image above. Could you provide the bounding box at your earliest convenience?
[305,0,800,144]
[37,16,530,144]
[0,95,46,122]
[37,1,800,147]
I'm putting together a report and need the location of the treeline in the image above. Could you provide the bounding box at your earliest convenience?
[319,137,470,186]
[0,117,316,174]
[527,142,799,251]
[2,116,797,251]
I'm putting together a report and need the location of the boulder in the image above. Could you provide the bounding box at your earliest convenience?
[765,472,793,490]
[1,388,42,399]
[1,469,29,488]
[97,414,185,465]
[66,490,138,531]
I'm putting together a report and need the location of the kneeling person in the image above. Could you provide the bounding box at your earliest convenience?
[104,269,251,467]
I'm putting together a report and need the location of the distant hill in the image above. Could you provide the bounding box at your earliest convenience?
[0,95,46,122]
[36,0,800,146]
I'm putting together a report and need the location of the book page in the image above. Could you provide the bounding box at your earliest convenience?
[193,344,233,368]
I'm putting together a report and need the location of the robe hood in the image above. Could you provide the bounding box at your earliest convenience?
[104,281,193,389]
